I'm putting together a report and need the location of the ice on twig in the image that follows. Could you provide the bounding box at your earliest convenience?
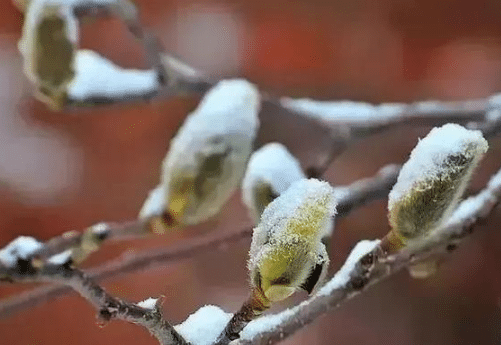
[242,143,305,222]
[0,236,44,268]
[175,305,231,345]
[160,79,261,225]
[137,297,158,310]
[47,249,73,265]
[67,50,160,101]
[280,98,405,125]
[318,240,380,295]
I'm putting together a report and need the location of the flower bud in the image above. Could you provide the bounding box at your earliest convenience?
[242,143,305,223]
[19,0,78,109]
[248,179,336,303]
[387,123,488,250]
[160,79,261,226]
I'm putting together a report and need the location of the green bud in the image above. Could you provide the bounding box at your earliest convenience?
[387,124,488,249]
[248,179,335,303]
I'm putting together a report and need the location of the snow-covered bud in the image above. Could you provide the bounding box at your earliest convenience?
[248,179,336,303]
[242,143,305,223]
[387,124,488,251]
[19,0,78,109]
[159,79,260,226]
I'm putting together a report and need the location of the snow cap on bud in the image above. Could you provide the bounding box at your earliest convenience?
[242,143,305,223]
[19,0,78,109]
[387,123,488,249]
[248,179,336,303]
[159,79,261,226]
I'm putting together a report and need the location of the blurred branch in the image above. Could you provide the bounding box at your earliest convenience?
[234,166,501,345]
[0,261,188,345]
[0,164,400,319]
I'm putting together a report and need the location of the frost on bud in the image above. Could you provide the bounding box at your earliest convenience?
[248,179,336,304]
[19,0,78,109]
[160,79,261,226]
[241,143,305,223]
[387,123,488,251]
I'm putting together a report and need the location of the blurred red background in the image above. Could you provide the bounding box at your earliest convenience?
[1,0,501,344]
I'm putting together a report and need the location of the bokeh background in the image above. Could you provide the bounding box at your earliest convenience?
[1,0,501,344]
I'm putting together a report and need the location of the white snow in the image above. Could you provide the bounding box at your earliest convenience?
[137,297,158,310]
[280,97,405,125]
[67,50,160,101]
[47,249,72,265]
[249,179,336,264]
[318,240,380,296]
[0,236,44,268]
[242,143,305,220]
[446,166,501,226]
[388,124,488,204]
[90,222,110,236]
[160,79,261,225]
[240,306,297,340]
[174,305,232,345]
[138,184,166,218]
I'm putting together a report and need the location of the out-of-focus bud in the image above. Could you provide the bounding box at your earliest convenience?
[385,124,488,277]
[241,143,305,223]
[248,178,336,304]
[157,79,260,227]
[19,0,78,109]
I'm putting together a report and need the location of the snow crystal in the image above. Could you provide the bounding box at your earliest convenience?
[137,297,158,310]
[242,143,305,220]
[174,305,231,345]
[47,249,72,265]
[388,123,488,204]
[318,240,380,296]
[240,306,297,340]
[0,236,44,268]
[138,184,166,218]
[160,79,261,225]
[280,97,405,125]
[67,50,159,101]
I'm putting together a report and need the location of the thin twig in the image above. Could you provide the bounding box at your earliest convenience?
[2,262,189,345]
[233,167,501,345]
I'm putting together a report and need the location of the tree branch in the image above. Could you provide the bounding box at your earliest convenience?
[0,163,400,319]
[1,261,189,345]
[232,166,501,345]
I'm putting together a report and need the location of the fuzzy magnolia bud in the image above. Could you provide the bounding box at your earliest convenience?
[158,79,260,226]
[241,143,306,223]
[387,123,488,251]
[19,0,78,109]
[248,179,336,303]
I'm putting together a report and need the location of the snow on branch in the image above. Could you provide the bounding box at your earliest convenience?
[1,261,188,345]
[0,163,400,319]
[233,164,501,345]
[67,50,160,104]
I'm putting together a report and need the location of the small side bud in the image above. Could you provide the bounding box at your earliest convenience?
[387,124,488,252]
[248,179,336,304]
[160,79,261,226]
[241,143,305,223]
[19,0,78,109]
